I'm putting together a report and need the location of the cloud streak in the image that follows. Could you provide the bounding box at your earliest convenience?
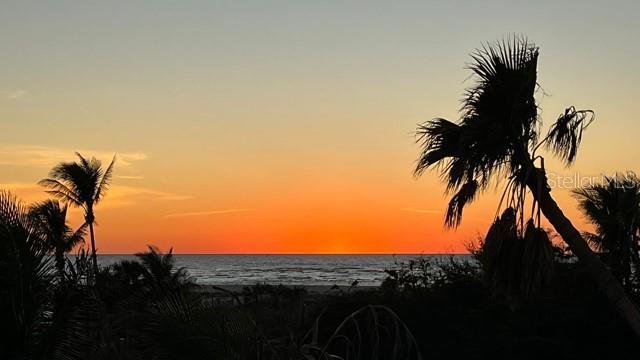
[5,90,27,99]
[165,209,254,218]
[0,183,190,209]
[0,145,147,167]
[401,207,442,214]
[107,185,192,204]
[117,175,145,180]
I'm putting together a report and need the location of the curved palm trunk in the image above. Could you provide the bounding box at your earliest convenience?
[527,168,640,337]
[88,221,98,277]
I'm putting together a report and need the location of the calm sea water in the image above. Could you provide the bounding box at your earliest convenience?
[98,254,471,286]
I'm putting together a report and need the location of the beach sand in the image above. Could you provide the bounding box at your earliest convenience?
[198,284,378,295]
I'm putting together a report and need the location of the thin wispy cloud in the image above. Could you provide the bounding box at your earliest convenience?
[117,175,145,180]
[0,145,147,167]
[401,207,442,214]
[402,207,492,225]
[5,89,27,100]
[0,182,190,209]
[165,209,254,218]
[109,185,192,203]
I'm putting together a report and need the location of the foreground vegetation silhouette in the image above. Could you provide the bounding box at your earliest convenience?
[573,173,640,292]
[413,37,640,335]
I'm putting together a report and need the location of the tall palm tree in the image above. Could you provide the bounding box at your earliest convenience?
[413,37,640,335]
[39,152,115,277]
[573,173,640,289]
[29,200,86,282]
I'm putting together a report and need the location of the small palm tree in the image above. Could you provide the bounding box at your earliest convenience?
[135,245,191,292]
[414,37,640,335]
[573,173,640,289]
[39,152,115,276]
[29,200,86,282]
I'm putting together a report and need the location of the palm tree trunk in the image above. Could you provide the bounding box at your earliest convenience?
[631,237,640,284]
[88,221,98,277]
[623,231,632,290]
[55,251,65,283]
[527,168,640,337]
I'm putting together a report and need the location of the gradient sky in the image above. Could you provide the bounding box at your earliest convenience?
[1,1,638,253]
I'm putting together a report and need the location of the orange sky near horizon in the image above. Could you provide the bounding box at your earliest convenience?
[1,1,638,253]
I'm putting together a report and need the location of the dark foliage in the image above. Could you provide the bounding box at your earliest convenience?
[573,173,640,292]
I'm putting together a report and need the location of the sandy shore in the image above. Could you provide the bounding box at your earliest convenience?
[197,284,378,295]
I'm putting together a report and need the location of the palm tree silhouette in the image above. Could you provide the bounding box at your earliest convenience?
[414,37,640,335]
[0,191,54,357]
[573,173,640,290]
[39,152,115,277]
[134,245,190,291]
[29,199,86,282]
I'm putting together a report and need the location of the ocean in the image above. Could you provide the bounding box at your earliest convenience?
[98,254,472,286]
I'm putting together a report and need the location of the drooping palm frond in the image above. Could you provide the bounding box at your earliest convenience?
[544,106,594,165]
[481,208,518,294]
[414,118,463,177]
[520,220,553,297]
[37,179,83,207]
[480,208,553,303]
[445,180,478,228]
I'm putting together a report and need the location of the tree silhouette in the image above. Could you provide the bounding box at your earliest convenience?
[573,173,640,290]
[0,191,54,358]
[414,37,640,335]
[133,245,191,294]
[29,200,86,282]
[39,152,115,277]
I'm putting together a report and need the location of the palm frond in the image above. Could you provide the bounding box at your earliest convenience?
[66,224,87,253]
[582,232,605,252]
[0,190,55,356]
[37,179,83,206]
[94,155,116,204]
[544,106,594,165]
[520,219,553,298]
[28,200,85,254]
[481,209,552,303]
[414,118,462,176]
[444,180,478,228]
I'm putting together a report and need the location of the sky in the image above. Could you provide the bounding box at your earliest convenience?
[1,0,638,253]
